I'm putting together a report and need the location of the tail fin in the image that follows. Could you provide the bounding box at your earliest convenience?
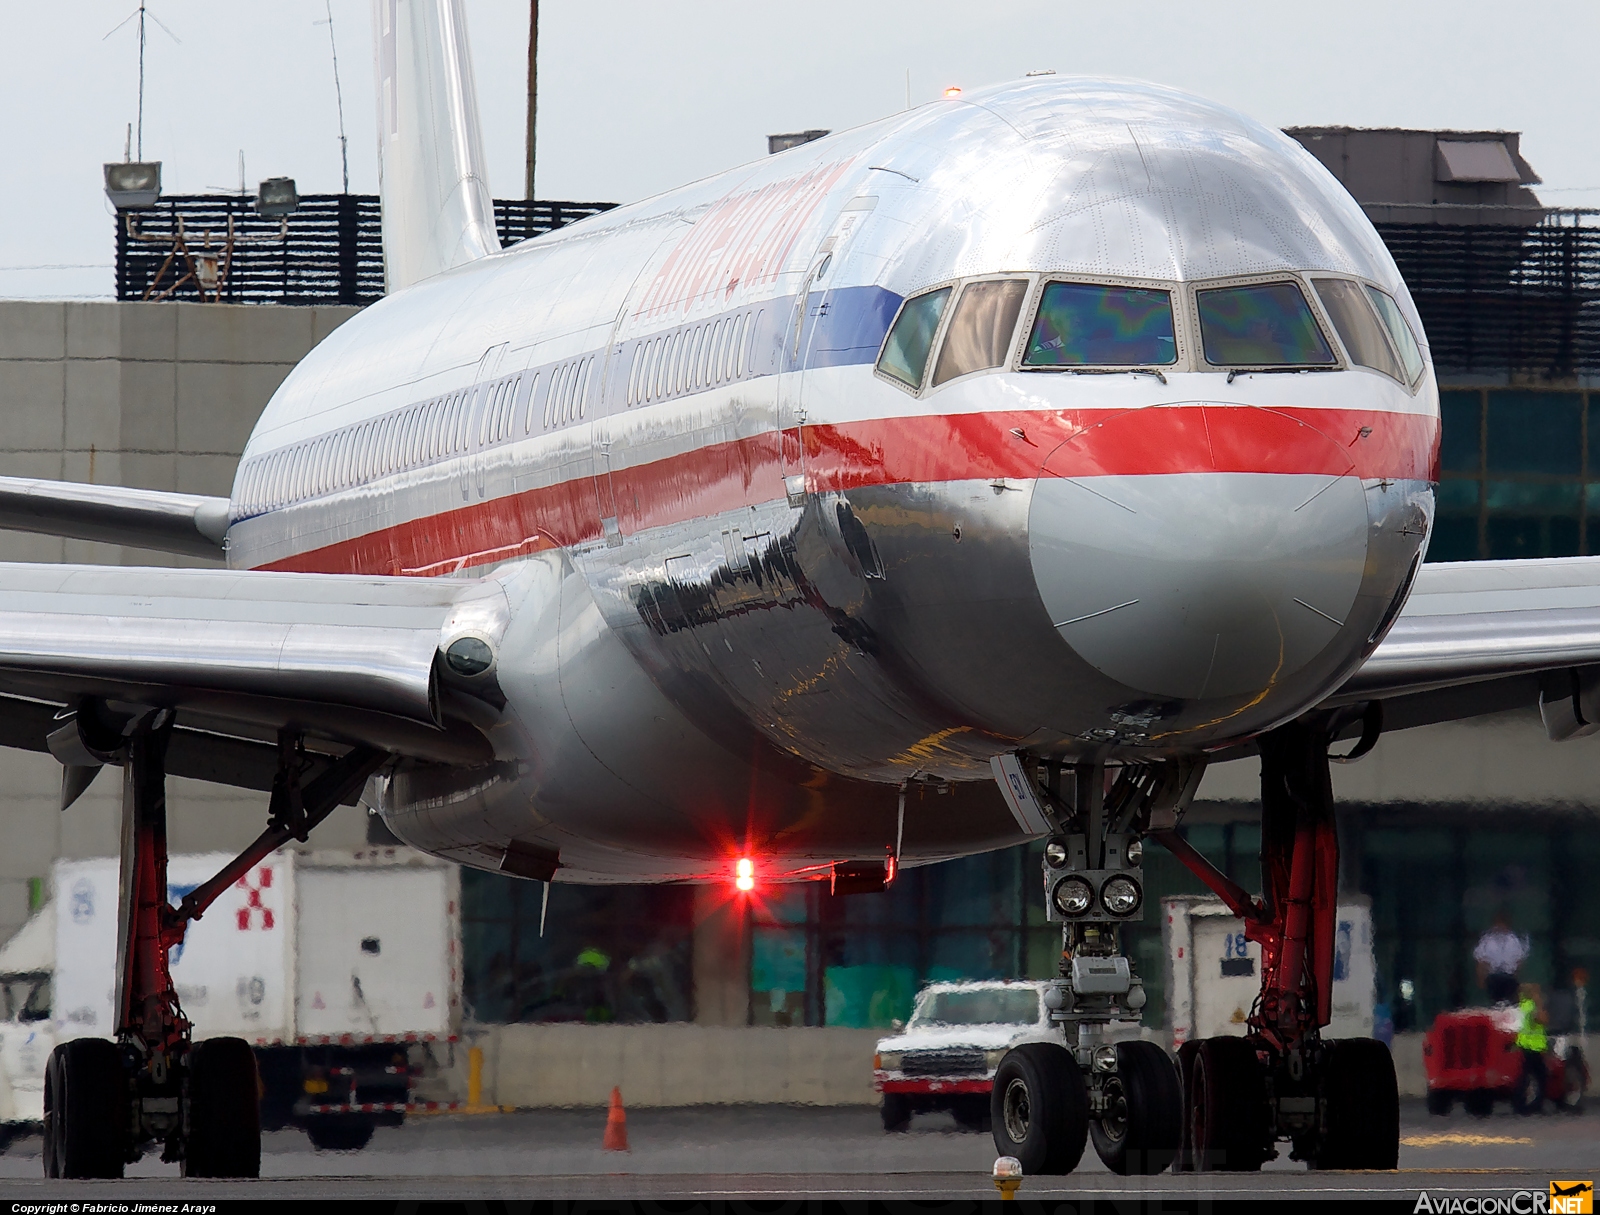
[372,0,500,292]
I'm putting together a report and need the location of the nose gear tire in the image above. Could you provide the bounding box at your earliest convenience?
[1090,1039,1183,1175]
[1184,1037,1268,1172]
[989,1043,1089,1175]
[183,1037,262,1177]
[43,1039,127,1179]
[1311,1038,1399,1169]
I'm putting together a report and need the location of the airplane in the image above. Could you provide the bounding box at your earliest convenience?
[4,0,1600,1183]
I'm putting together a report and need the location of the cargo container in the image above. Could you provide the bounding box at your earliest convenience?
[4,847,460,1151]
[1163,894,1375,1046]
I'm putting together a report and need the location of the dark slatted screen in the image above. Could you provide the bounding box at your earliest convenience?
[114,195,617,306]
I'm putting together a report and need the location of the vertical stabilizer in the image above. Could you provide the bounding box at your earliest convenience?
[373,0,500,292]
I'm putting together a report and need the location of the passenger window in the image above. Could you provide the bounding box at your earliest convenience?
[932,279,1028,386]
[1022,282,1176,367]
[877,286,953,389]
[1196,281,1335,367]
[1313,279,1403,382]
[1364,286,1425,384]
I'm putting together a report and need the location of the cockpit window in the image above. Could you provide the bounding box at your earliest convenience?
[932,279,1029,386]
[1313,278,1403,382]
[1364,286,1426,384]
[1196,281,1336,367]
[1022,282,1176,367]
[877,286,953,389]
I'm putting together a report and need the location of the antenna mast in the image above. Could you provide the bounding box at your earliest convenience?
[323,0,350,194]
[525,0,538,199]
[136,1,146,159]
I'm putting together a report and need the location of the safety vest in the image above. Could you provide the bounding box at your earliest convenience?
[1515,998,1547,1053]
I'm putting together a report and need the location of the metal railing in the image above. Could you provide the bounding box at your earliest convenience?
[113,194,616,306]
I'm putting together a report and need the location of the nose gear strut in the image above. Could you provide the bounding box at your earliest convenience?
[42,705,384,1179]
[990,753,1198,1176]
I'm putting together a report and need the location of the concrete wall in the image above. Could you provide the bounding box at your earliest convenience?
[468,1024,884,1108]
[443,1024,1433,1107]
[0,300,366,939]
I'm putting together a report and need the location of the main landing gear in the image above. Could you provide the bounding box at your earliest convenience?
[990,717,1399,1175]
[42,704,382,1178]
[1161,720,1398,1172]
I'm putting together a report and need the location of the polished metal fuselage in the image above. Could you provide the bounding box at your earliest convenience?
[223,78,1439,882]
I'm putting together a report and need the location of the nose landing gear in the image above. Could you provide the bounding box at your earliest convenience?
[990,757,1195,1175]
[42,707,383,1179]
[992,717,1399,1175]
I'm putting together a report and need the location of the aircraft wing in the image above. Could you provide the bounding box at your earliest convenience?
[0,474,231,559]
[0,563,504,794]
[1329,556,1600,737]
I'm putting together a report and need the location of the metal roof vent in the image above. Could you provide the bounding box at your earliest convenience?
[1435,140,1524,184]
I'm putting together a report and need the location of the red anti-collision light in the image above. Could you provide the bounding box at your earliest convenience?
[735,858,754,892]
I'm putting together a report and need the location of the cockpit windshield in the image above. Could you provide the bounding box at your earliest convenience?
[1196,281,1335,367]
[1022,282,1176,367]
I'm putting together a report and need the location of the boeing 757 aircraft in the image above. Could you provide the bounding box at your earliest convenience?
[3,0,1597,1181]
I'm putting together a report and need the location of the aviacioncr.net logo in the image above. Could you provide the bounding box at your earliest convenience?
[1414,1185,1594,1214]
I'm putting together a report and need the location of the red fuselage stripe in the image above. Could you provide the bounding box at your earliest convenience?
[258,406,1438,576]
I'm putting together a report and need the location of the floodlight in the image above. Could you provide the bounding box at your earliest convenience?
[104,161,161,210]
[256,177,300,217]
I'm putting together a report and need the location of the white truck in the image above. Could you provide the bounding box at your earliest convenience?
[0,846,460,1151]
[1163,894,1376,1046]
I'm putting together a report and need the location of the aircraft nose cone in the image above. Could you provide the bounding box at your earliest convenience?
[1028,405,1370,702]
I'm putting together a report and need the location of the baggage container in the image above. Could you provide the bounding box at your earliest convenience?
[1163,894,1375,1046]
[35,846,460,1150]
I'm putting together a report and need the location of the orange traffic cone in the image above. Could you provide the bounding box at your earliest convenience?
[602,1086,629,1151]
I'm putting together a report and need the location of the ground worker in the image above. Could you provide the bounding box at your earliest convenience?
[1475,910,1529,1005]
[1516,981,1549,1111]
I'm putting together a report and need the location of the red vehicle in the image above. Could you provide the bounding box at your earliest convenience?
[1423,1007,1588,1116]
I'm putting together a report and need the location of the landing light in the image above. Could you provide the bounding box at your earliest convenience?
[1101,874,1142,916]
[735,857,755,892]
[1052,875,1092,916]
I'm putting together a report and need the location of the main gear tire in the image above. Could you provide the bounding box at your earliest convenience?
[990,1043,1089,1176]
[42,1038,126,1179]
[183,1037,262,1178]
[1090,1040,1183,1175]
[1314,1038,1400,1170]
[1187,1036,1268,1172]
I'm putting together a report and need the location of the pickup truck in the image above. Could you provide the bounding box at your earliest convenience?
[872,980,1058,1132]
